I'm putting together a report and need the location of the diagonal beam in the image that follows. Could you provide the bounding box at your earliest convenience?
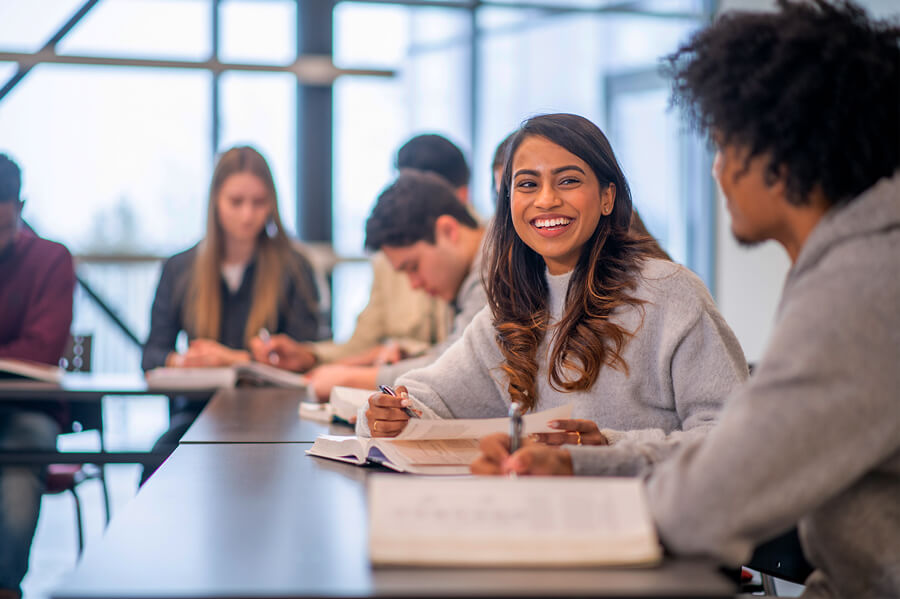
[0,0,101,103]
[0,51,394,86]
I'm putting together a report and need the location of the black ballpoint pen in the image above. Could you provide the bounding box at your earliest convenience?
[379,384,419,418]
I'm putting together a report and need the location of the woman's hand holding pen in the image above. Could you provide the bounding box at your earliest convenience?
[470,433,574,476]
[171,339,249,367]
[530,419,608,447]
[366,385,421,437]
[249,333,316,372]
[373,340,406,366]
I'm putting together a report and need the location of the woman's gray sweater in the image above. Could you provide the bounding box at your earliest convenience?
[358,258,748,476]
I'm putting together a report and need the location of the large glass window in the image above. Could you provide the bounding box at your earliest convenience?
[333,3,471,258]
[0,0,89,52]
[219,0,296,65]
[0,65,212,253]
[55,0,211,60]
[219,71,298,234]
[0,0,715,364]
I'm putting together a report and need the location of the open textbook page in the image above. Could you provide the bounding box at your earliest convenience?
[0,358,64,383]
[307,435,479,475]
[146,362,308,391]
[396,403,572,440]
[233,362,308,388]
[307,404,572,475]
[369,476,663,567]
[145,367,236,390]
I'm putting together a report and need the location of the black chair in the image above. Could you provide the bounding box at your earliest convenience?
[44,334,110,555]
[747,529,814,595]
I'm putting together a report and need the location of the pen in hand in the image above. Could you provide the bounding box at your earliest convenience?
[257,328,280,366]
[379,384,419,419]
[507,403,523,478]
[508,402,523,452]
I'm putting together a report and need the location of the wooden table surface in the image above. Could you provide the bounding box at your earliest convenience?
[180,387,354,443]
[53,443,735,599]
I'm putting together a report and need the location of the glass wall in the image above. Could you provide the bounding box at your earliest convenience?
[0,0,714,368]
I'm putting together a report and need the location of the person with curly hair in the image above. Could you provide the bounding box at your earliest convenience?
[360,112,747,476]
[475,2,900,596]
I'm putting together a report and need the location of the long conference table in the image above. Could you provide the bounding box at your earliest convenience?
[51,387,738,599]
[0,373,217,465]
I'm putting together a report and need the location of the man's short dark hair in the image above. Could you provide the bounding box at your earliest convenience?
[0,154,22,204]
[665,0,900,207]
[365,170,478,252]
[395,134,470,189]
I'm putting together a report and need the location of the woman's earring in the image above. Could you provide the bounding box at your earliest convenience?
[266,218,278,237]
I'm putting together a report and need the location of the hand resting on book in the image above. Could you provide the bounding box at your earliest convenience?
[168,339,250,367]
[471,432,574,476]
[248,333,316,372]
[529,418,609,447]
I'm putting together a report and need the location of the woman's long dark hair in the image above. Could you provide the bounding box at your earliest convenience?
[486,113,656,411]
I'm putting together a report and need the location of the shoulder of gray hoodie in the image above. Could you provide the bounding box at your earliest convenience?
[646,173,900,599]
[358,257,749,477]
[375,238,489,387]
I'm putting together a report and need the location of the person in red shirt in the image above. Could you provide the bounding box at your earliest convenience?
[0,153,75,599]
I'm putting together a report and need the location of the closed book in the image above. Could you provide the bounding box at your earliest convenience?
[145,362,308,391]
[0,358,64,383]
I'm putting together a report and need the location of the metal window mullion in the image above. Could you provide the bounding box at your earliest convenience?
[212,0,221,159]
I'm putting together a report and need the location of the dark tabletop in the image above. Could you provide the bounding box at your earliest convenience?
[180,387,354,443]
[0,372,216,402]
[52,443,735,599]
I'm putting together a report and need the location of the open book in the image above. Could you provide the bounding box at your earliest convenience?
[145,362,308,391]
[0,358,64,383]
[298,386,372,423]
[307,404,573,475]
[369,475,663,567]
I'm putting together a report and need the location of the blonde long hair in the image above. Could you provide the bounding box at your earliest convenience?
[186,146,299,347]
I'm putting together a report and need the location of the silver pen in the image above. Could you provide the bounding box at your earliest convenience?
[379,384,419,418]
[508,402,523,454]
[257,328,279,365]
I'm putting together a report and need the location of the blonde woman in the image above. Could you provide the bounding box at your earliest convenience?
[143,146,319,372]
[140,146,319,481]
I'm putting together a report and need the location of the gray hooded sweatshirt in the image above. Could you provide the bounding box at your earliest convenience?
[645,173,900,599]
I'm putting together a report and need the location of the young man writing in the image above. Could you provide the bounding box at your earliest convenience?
[256,134,471,373]
[0,153,76,599]
[253,170,487,400]
[473,2,899,597]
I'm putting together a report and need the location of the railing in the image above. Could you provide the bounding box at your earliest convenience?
[73,247,372,374]
[73,256,163,374]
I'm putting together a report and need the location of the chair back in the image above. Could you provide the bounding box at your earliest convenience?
[59,334,101,434]
[748,528,814,585]
[60,334,92,373]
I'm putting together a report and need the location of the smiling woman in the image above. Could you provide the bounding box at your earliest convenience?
[359,114,748,483]
[489,114,665,411]
[510,135,613,275]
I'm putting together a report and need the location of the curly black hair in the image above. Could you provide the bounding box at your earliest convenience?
[664,0,900,206]
[365,169,478,252]
[395,134,470,189]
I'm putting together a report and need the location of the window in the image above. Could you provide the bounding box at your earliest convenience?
[0,0,715,366]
